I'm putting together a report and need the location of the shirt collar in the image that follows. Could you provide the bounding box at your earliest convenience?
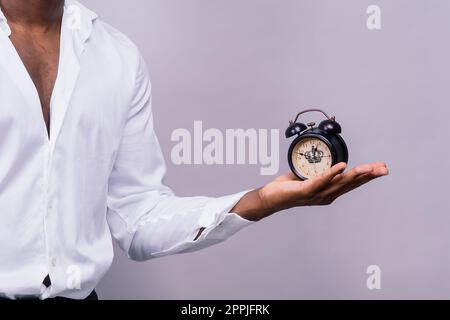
[64,0,98,42]
[0,5,11,36]
[0,0,98,39]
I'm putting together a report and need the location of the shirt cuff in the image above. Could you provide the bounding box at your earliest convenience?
[196,189,256,242]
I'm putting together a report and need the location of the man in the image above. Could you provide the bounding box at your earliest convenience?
[0,0,388,300]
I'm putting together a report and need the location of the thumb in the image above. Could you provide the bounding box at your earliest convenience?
[307,162,347,192]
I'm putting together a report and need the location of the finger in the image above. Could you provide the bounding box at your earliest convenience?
[328,175,378,200]
[327,166,389,200]
[325,163,374,191]
[369,162,388,169]
[306,162,347,193]
[372,165,389,176]
[324,162,388,194]
[276,163,387,184]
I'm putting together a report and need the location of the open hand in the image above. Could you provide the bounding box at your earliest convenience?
[232,162,389,221]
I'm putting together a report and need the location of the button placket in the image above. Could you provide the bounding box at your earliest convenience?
[42,142,56,287]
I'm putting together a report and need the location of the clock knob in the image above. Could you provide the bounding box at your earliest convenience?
[307,122,316,128]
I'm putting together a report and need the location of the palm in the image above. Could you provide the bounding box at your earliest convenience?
[259,162,388,212]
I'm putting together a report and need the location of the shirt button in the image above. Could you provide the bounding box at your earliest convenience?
[48,202,53,210]
[51,257,57,267]
[0,22,10,35]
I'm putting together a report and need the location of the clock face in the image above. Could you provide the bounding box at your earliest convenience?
[291,137,334,179]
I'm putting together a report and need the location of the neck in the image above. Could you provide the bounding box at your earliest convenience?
[0,0,64,30]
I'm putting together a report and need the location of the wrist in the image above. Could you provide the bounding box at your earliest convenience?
[231,188,276,221]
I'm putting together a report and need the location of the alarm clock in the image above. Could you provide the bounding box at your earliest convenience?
[285,108,348,180]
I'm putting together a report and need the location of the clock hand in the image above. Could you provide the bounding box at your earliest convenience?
[295,151,331,156]
[296,151,331,157]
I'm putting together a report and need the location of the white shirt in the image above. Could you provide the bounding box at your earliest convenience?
[0,0,254,300]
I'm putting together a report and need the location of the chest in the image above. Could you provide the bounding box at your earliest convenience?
[0,27,134,160]
[9,30,60,134]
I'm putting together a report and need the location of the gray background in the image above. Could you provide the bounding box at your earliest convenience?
[87,0,450,299]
